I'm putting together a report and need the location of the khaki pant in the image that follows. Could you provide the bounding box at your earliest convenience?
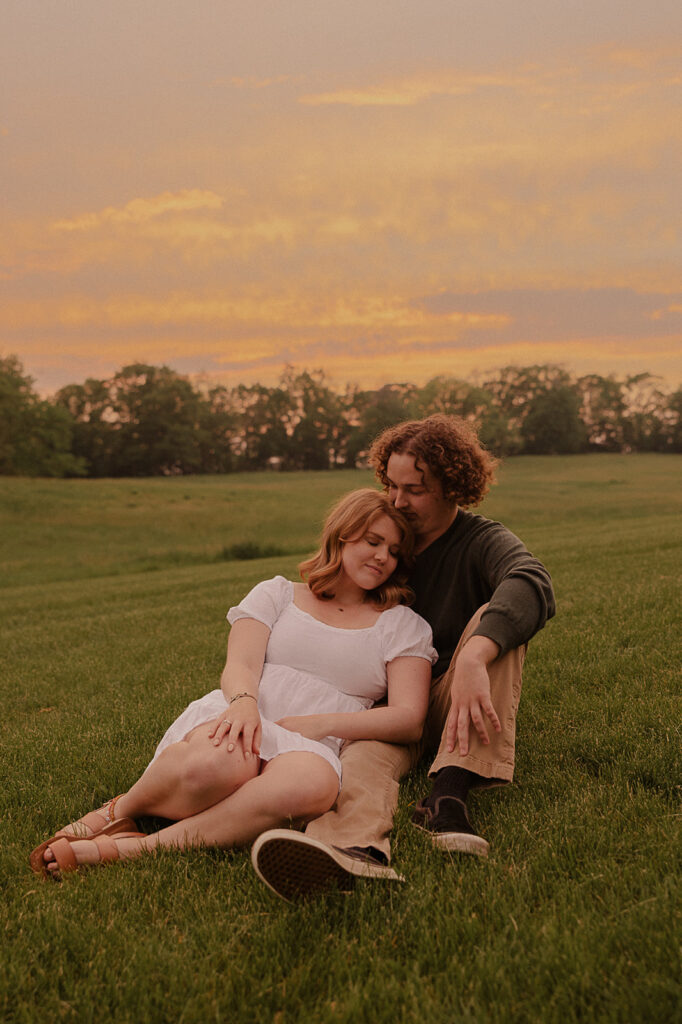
[306,605,526,860]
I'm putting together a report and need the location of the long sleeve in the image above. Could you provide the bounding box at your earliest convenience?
[409,511,556,676]
[471,531,555,656]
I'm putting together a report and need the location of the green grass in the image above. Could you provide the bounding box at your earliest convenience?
[1,455,680,1023]
[0,470,368,588]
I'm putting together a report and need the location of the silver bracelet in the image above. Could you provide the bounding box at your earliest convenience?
[229,692,257,705]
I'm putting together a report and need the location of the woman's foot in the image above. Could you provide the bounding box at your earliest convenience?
[28,797,138,876]
[40,832,148,878]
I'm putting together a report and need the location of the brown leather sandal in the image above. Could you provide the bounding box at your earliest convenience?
[33,830,147,879]
[29,797,137,876]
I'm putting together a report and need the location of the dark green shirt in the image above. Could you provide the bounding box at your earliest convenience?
[408,510,555,678]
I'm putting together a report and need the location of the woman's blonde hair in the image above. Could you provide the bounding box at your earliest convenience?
[299,489,414,609]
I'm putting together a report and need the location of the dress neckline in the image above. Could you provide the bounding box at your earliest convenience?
[288,581,384,633]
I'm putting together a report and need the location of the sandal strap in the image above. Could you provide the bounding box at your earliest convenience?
[105,795,122,822]
[54,795,123,839]
[49,837,78,872]
[92,834,120,863]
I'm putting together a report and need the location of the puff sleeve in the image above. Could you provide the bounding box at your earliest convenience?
[380,606,438,666]
[226,575,292,630]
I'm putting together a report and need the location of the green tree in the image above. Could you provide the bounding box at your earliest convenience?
[230,383,291,470]
[280,368,347,470]
[484,365,582,455]
[111,364,210,475]
[197,385,237,473]
[621,373,673,452]
[346,383,418,465]
[520,385,586,454]
[411,376,488,419]
[56,377,120,476]
[57,364,210,476]
[665,387,682,452]
[576,374,626,451]
[0,355,84,476]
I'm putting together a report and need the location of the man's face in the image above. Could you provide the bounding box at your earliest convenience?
[385,452,457,550]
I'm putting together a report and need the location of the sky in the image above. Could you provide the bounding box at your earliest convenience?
[2,0,681,396]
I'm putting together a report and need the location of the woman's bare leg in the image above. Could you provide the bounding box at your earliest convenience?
[45,752,339,872]
[114,720,260,822]
[40,719,259,862]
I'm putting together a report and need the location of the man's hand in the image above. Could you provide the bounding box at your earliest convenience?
[445,635,501,755]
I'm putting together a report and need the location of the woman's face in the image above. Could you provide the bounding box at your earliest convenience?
[340,514,402,591]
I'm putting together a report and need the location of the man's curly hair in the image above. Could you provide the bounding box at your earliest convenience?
[369,414,498,508]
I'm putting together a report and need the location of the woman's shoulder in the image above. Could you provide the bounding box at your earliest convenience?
[379,602,427,626]
[257,574,294,592]
[377,603,437,662]
[238,574,294,602]
[227,576,294,627]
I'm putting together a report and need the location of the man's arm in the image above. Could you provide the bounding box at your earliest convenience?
[471,526,555,656]
[448,524,555,754]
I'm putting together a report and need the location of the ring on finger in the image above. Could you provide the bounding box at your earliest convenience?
[222,719,232,727]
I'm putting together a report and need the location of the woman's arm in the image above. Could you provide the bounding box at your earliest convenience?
[208,617,270,756]
[276,655,431,745]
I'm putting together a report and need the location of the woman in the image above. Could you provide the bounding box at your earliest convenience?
[30,489,436,878]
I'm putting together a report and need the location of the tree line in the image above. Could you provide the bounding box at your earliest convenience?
[1,354,680,477]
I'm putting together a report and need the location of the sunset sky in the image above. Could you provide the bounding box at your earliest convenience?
[2,0,681,396]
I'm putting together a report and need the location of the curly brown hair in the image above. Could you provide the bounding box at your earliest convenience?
[299,489,414,608]
[369,414,498,508]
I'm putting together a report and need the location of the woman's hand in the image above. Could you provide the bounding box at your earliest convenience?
[209,698,262,757]
[276,714,328,741]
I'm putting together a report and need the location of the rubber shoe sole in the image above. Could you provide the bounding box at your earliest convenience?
[251,829,404,902]
[412,820,490,857]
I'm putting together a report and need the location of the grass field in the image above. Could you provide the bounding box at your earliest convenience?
[1,455,680,1023]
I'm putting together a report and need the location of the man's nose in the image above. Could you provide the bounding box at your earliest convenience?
[393,489,408,507]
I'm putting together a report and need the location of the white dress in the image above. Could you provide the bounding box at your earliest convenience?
[152,576,437,783]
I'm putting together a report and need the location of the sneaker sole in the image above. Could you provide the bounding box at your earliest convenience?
[251,830,403,902]
[413,821,490,858]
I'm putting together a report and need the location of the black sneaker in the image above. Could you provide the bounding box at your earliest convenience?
[412,796,489,857]
[251,830,404,902]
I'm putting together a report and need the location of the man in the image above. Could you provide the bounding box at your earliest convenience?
[251,414,555,900]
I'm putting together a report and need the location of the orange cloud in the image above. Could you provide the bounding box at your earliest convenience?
[299,70,534,107]
[2,290,509,334]
[52,190,223,232]
[299,44,682,109]
[604,44,682,70]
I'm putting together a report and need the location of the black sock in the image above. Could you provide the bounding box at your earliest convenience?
[428,766,480,804]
